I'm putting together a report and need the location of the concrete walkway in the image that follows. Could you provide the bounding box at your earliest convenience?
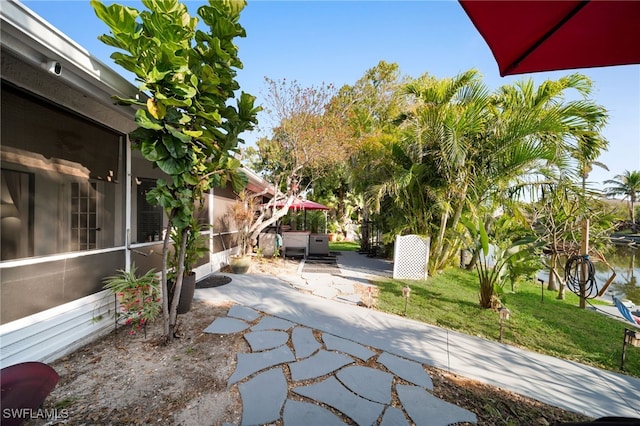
[195,252,640,424]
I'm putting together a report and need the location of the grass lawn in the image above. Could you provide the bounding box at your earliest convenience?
[329,241,360,251]
[375,268,640,377]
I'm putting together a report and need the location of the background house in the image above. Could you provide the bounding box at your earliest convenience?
[0,0,268,367]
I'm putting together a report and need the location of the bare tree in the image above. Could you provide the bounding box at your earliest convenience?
[244,78,354,248]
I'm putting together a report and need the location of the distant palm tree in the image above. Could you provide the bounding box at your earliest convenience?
[605,170,640,233]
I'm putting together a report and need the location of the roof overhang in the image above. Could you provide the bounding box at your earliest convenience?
[242,166,275,196]
[0,0,140,118]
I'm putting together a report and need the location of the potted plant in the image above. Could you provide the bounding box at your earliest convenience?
[168,219,208,314]
[102,264,161,335]
[328,220,339,242]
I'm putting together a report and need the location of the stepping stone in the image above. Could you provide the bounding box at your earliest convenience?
[289,350,354,381]
[323,334,375,361]
[396,384,477,426]
[377,352,433,390]
[204,317,250,334]
[227,305,261,322]
[336,365,393,404]
[228,345,295,384]
[250,315,295,331]
[292,376,385,426]
[239,368,287,426]
[282,399,344,425]
[244,330,289,352]
[291,326,321,359]
[380,406,410,426]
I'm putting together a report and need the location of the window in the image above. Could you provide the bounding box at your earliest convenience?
[71,182,99,251]
[136,178,163,243]
[0,83,125,259]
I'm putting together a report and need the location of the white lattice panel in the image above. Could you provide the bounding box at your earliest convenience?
[393,235,430,280]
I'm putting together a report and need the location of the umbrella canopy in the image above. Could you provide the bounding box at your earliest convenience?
[459,0,640,76]
[271,198,330,211]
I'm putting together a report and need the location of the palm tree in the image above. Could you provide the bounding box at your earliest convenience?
[605,170,640,232]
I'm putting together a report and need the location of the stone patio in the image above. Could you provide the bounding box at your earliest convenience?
[205,305,477,426]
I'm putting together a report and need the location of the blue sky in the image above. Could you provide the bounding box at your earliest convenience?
[23,0,640,189]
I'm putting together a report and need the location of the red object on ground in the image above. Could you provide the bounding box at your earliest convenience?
[1,362,60,426]
[459,0,640,76]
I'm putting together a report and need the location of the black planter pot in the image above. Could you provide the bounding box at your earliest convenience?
[173,272,196,314]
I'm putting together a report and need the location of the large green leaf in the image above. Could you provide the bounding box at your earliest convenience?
[479,220,489,258]
[166,125,191,144]
[161,133,188,158]
[195,110,222,124]
[157,157,189,175]
[135,109,163,130]
[91,1,139,35]
[140,139,169,162]
[169,82,198,99]
[230,169,248,192]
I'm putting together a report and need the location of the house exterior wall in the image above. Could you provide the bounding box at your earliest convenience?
[0,0,266,368]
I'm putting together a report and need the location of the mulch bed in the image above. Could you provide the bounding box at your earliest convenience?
[195,274,233,289]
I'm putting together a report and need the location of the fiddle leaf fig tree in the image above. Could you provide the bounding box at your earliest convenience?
[92,0,260,342]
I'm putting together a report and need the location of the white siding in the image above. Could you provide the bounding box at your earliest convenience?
[0,290,115,368]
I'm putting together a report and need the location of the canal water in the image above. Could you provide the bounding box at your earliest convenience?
[593,245,640,305]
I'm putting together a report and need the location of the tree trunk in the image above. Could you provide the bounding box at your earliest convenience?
[248,193,297,247]
[161,224,188,343]
[547,252,559,291]
[167,228,188,340]
[439,188,468,271]
[465,251,479,270]
[552,267,566,300]
[161,221,172,342]
[429,208,450,276]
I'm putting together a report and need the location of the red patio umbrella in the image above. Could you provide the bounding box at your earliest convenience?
[271,198,330,211]
[268,197,330,231]
[459,0,640,76]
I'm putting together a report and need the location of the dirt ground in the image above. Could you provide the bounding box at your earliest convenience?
[28,257,593,426]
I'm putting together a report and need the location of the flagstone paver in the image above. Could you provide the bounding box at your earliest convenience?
[336,365,393,404]
[250,315,295,331]
[238,368,287,426]
[396,384,478,426]
[282,400,345,425]
[288,350,353,381]
[322,333,375,361]
[379,406,410,426]
[377,352,433,390]
[228,344,295,384]
[205,308,481,425]
[292,376,385,426]
[244,330,289,352]
[291,326,321,359]
[227,305,261,322]
[203,317,250,334]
